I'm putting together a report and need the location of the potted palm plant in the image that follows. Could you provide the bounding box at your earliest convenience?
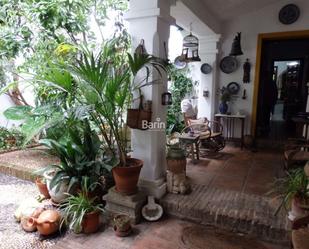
[269,168,309,218]
[33,39,166,195]
[61,181,104,234]
[63,41,165,195]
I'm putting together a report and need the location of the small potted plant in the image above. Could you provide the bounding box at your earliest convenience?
[113,214,132,237]
[269,168,309,218]
[218,87,231,114]
[166,135,186,174]
[61,181,104,234]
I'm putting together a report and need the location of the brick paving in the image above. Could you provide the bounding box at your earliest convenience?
[51,219,286,249]
[0,145,289,248]
[161,146,290,245]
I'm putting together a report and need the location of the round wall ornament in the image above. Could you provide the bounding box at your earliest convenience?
[279,4,300,25]
[220,56,238,74]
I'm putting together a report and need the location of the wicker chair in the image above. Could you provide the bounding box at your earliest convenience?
[284,138,309,169]
[182,118,225,154]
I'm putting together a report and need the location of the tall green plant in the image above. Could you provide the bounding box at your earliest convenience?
[39,120,114,192]
[167,66,197,132]
[32,40,165,167]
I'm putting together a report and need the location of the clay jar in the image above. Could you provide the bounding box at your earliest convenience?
[28,210,61,236]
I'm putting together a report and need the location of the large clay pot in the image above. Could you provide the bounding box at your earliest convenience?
[35,178,50,199]
[82,211,101,234]
[44,170,69,203]
[112,158,143,195]
[28,210,61,236]
[166,147,186,174]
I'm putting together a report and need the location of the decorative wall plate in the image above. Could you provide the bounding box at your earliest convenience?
[227,82,240,94]
[201,63,212,74]
[279,4,300,25]
[174,56,187,69]
[220,56,238,74]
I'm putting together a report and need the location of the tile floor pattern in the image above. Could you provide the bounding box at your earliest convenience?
[186,146,285,196]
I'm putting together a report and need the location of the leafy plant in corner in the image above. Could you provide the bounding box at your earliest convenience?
[60,179,104,233]
[268,168,309,215]
[167,66,197,133]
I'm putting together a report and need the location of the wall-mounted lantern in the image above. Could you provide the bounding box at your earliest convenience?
[162,92,172,105]
[203,90,209,98]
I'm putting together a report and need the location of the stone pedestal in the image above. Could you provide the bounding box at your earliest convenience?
[103,187,146,224]
[166,170,191,194]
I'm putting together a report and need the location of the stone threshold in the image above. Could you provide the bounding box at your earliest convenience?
[0,161,36,182]
[160,184,291,246]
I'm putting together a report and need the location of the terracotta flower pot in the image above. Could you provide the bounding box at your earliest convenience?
[112,158,143,195]
[291,197,309,219]
[35,178,50,199]
[166,147,186,174]
[82,210,101,234]
[113,214,132,237]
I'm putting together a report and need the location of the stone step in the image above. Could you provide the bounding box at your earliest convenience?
[161,184,291,246]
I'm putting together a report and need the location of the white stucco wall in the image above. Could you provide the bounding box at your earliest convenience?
[218,0,309,135]
[0,95,17,127]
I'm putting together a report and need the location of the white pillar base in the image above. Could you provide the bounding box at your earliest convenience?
[138,177,167,199]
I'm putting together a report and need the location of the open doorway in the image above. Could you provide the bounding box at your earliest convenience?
[269,60,303,140]
[255,37,309,141]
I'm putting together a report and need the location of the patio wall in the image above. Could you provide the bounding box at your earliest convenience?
[217,0,309,136]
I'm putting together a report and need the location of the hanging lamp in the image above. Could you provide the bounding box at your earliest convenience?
[180,23,201,62]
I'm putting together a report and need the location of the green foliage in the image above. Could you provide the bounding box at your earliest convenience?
[33,40,165,166]
[269,168,309,215]
[0,126,26,150]
[219,87,231,103]
[0,0,129,107]
[60,180,104,233]
[4,105,65,144]
[167,66,197,132]
[39,120,116,193]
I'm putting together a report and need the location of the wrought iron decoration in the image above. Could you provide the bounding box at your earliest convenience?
[243,58,251,83]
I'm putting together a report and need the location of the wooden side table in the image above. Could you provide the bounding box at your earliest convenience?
[214,114,246,149]
[178,133,200,162]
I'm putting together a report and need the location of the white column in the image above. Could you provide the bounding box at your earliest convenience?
[197,34,220,120]
[125,0,175,199]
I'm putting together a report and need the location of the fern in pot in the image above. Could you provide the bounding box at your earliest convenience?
[61,180,104,234]
[269,168,309,218]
